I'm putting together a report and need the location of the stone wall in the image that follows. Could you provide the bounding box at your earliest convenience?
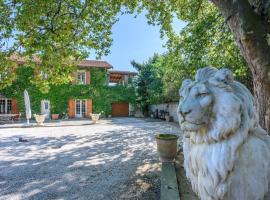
[149,102,179,122]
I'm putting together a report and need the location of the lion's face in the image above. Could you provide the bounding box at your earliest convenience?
[178,82,213,131]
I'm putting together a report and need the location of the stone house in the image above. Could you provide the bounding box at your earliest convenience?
[0,58,136,119]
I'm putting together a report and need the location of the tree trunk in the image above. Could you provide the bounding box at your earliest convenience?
[211,0,270,132]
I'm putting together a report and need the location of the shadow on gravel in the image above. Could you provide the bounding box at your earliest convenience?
[0,121,178,200]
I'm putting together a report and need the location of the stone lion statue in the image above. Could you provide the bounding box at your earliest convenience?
[178,67,270,200]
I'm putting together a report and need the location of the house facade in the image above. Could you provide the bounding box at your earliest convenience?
[67,60,113,118]
[0,59,136,119]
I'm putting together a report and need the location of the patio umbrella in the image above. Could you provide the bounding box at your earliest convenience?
[24,90,32,125]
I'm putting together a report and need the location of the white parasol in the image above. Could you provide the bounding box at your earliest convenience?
[24,90,32,125]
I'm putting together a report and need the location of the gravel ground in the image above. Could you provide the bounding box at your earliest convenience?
[0,118,180,200]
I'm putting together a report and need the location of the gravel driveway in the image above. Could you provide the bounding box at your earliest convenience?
[0,118,180,200]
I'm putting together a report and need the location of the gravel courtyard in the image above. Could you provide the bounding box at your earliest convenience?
[0,118,180,200]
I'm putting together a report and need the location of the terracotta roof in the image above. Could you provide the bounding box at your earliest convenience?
[9,54,113,69]
[109,70,137,75]
[78,60,113,69]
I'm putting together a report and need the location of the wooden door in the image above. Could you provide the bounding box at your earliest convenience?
[111,102,129,117]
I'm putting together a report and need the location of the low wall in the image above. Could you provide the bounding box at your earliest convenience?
[149,102,179,122]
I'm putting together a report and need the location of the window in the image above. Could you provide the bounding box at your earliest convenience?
[77,71,86,84]
[0,98,12,114]
[81,100,86,116]
[75,99,86,117]
[44,102,49,110]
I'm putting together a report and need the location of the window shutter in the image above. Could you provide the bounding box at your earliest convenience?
[11,99,19,114]
[86,71,90,84]
[68,99,75,118]
[86,99,92,116]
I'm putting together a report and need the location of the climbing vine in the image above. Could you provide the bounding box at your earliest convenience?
[0,66,135,117]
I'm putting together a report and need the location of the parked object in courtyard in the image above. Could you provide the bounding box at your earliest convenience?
[156,133,178,162]
[178,67,270,200]
[90,113,101,123]
[18,137,28,142]
[51,114,59,120]
[24,90,31,125]
[33,114,46,125]
[164,113,170,122]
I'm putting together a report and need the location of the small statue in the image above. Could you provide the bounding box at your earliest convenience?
[178,67,270,200]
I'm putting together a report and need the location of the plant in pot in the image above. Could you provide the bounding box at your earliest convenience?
[51,104,59,120]
[33,114,46,125]
[156,133,178,162]
[90,111,103,123]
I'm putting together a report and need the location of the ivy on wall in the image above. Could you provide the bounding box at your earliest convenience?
[1,66,135,116]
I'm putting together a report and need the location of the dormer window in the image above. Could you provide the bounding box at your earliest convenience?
[77,70,86,84]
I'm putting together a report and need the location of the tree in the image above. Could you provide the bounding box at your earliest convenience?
[131,55,163,115]
[0,0,121,89]
[210,0,270,131]
[0,0,269,130]
[142,0,270,130]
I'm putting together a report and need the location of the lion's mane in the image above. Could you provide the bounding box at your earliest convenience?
[180,67,270,200]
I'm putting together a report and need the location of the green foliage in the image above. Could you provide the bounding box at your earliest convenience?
[0,0,252,92]
[0,0,122,88]
[131,54,163,114]
[165,2,252,85]
[131,1,252,106]
[156,134,178,140]
[0,66,135,116]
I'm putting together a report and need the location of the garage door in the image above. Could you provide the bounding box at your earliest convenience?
[111,102,129,117]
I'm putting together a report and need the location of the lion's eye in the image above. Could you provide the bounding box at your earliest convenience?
[197,93,208,97]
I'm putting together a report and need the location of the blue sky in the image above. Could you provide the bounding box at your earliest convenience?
[90,13,186,72]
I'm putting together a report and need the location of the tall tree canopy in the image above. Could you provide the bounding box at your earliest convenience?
[0,0,269,130]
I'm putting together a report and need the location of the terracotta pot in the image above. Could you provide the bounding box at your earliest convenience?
[51,114,59,120]
[90,113,100,123]
[156,134,178,162]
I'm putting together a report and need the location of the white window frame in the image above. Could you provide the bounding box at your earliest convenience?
[75,99,87,118]
[77,70,86,85]
[0,98,12,114]
[41,100,50,119]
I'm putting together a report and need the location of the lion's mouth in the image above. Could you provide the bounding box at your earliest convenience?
[181,119,205,126]
[180,120,206,131]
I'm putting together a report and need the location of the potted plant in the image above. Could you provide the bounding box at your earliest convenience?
[90,112,102,123]
[33,114,46,125]
[51,104,59,120]
[155,133,178,162]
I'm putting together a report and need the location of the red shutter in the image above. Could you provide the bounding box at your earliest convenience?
[86,99,92,117]
[68,99,75,118]
[11,99,19,114]
[86,71,90,84]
